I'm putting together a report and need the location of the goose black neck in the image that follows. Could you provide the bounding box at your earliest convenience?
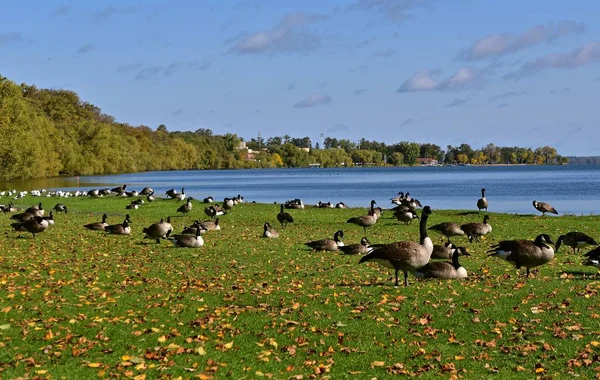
[419,212,429,244]
[280,204,284,212]
[451,250,460,269]
[481,189,485,197]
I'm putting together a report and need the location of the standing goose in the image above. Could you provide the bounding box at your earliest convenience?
[53,204,68,214]
[105,215,132,235]
[277,204,294,229]
[143,217,173,244]
[487,234,555,277]
[176,188,186,201]
[262,222,279,238]
[393,209,419,225]
[428,221,464,243]
[532,200,558,216]
[431,242,470,260]
[390,192,405,205]
[556,232,598,254]
[339,237,371,255]
[140,187,154,196]
[205,204,226,219]
[177,197,193,215]
[201,218,221,231]
[11,216,49,238]
[88,189,100,198]
[84,214,109,231]
[223,198,234,213]
[147,191,156,203]
[477,188,488,212]
[359,206,433,286]
[2,202,19,213]
[169,227,204,248]
[347,200,378,233]
[305,230,344,252]
[11,210,36,223]
[411,247,470,279]
[582,246,600,269]
[460,215,492,243]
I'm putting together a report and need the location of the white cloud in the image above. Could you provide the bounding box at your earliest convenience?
[294,93,332,108]
[228,12,326,54]
[352,0,433,24]
[397,67,478,92]
[504,41,600,80]
[459,21,585,61]
[446,98,468,108]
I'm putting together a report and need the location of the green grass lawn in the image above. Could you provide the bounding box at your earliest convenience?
[1,195,599,379]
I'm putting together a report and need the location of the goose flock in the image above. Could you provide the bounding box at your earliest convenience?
[2,184,598,286]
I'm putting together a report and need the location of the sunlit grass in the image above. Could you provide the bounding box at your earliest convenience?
[0,195,599,378]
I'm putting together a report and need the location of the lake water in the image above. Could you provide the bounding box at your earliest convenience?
[4,165,600,215]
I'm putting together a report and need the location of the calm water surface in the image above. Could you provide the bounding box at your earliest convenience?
[5,165,600,215]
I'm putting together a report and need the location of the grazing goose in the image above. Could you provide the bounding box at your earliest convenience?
[395,198,421,212]
[372,207,384,219]
[556,232,597,254]
[533,200,558,216]
[359,206,433,286]
[487,234,554,277]
[53,204,68,214]
[339,237,371,255]
[412,247,470,279]
[2,202,20,213]
[111,184,127,195]
[428,221,464,243]
[393,209,419,225]
[204,204,226,219]
[99,188,112,196]
[25,203,44,217]
[277,204,294,229]
[140,187,154,196]
[125,190,139,197]
[169,227,204,248]
[262,222,279,238]
[165,188,177,199]
[347,200,378,233]
[477,188,488,212]
[11,216,49,238]
[335,202,347,209]
[223,198,234,212]
[582,246,600,269]
[147,191,156,203]
[203,196,214,204]
[431,242,470,260]
[305,230,344,252]
[143,217,173,243]
[201,218,221,231]
[461,215,492,243]
[177,197,193,215]
[11,210,36,223]
[84,214,109,231]
[105,216,132,235]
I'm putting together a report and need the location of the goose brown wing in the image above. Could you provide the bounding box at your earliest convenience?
[368,241,423,262]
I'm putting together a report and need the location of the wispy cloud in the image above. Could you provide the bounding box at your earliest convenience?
[568,127,583,134]
[294,93,332,108]
[171,108,184,116]
[351,0,433,24]
[446,98,468,108]
[286,82,296,91]
[327,124,349,133]
[374,48,398,58]
[228,12,327,54]
[77,43,96,55]
[54,4,70,16]
[0,32,24,46]
[489,90,526,101]
[496,103,508,109]
[353,88,367,95]
[458,21,586,61]
[128,59,210,80]
[118,62,144,72]
[349,64,369,73]
[550,87,571,94]
[504,41,600,80]
[397,67,479,92]
[399,118,414,127]
[94,6,142,22]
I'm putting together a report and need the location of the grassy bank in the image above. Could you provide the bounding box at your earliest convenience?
[1,195,599,379]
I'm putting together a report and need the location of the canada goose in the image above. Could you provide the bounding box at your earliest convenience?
[169,227,204,248]
[359,206,433,286]
[487,234,555,277]
[2,202,19,213]
[53,204,68,214]
[165,188,177,199]
[412,247,470,279]
[11,216,49,238]
[176,188,186,201]
[88,189,100,198]
[140,187,154,196]
[203,196,214,204]
[235,194,244,203]
[393,209,419,225]
[125,202,139,210]
[143,217,173,243]
[277,204,294,229]
[556,232,598,254]
[84,214,109,231]
[205,205,226,219]
[25,203,44,217]
[305,230,344,252]
[105,216,132,235]
[285,199,304,209]
[372,207,384,219]
[201,218,221,231]
[99,188,112,196]
[41,211,55,226]
[335,202,347,209]
[477,188,488,212]
[532,200,558,216]
[263,222,279,238]
[317,201,333,208]
[177,197,193,215]
[390,192,404,205]
[431,243,470,260]
[111,184,127,195]
[582,246,600,269]
[461,215,492,243]
[11,210,36,223]
[347,200,378,233]
[428,222,464,243]
[182,220,205,235]
[339,237,371,255]
[126,190,139,197]
[147,191,156,203]
[223,198,234,212]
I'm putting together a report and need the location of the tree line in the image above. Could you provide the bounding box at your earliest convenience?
[0,75,567,181]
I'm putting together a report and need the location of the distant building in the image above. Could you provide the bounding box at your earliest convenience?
[416,157,438,166]
[237,141,247,150]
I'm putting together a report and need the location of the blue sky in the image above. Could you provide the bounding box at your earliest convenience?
[1,1,599,156]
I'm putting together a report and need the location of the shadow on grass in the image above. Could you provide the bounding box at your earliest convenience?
[560,270,600,280]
